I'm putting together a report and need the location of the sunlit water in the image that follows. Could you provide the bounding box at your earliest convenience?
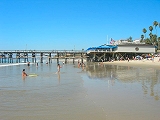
[0,62,160,120]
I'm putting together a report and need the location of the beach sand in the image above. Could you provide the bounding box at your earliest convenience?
[0,61,160,120]
[103,57,160,69]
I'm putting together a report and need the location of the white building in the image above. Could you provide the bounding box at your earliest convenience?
[116,44,155,53]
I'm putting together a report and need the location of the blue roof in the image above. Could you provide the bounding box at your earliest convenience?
[86,44,117,51]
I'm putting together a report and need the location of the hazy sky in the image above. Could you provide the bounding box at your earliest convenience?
[0,0,160,50]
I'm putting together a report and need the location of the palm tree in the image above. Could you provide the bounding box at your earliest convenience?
[149,33,152,37]
[153,21,159,50]
[128,36,132,42]
[143,28,147,39]
[158,37,160,50]
[153,21,158,35]
[149,26,153,33]
[149,26,153,43]
[152,34,157,46]
[145,38,152,45]
[141,34,144,42]
[149,32,153,44]
[159,22,160,36]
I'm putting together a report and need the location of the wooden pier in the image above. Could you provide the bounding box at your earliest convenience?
[0,50,86,64]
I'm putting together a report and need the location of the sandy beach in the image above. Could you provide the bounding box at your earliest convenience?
[103,57,160,69]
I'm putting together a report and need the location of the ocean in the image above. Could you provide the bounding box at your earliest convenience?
[0,61,160,120]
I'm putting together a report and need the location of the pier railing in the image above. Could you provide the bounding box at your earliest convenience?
[0,50,86,53]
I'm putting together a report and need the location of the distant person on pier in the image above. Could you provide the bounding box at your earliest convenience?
[22,69,28,77]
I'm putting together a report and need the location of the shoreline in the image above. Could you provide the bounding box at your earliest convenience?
[103,57,160,69]
[0,63,28,67]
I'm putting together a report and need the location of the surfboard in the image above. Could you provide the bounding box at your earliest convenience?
[28,74,38,77]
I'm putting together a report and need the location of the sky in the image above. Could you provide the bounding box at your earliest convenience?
[0,0,160,50]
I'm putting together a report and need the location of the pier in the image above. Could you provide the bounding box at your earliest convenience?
[0,50,86,64]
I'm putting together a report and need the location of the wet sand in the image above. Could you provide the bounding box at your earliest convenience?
[0,61,160,120]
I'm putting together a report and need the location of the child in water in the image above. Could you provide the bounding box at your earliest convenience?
[22,69,28,77]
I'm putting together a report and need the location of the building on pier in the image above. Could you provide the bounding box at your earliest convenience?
[86,44,156,62]
[86,44,118,62]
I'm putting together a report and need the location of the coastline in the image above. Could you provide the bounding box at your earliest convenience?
[103,57,160,69]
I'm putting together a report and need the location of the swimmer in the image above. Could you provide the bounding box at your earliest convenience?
[22,69,28,77]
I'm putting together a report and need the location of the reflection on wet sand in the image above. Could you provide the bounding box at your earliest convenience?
[0,62,160,120]
[57,72,60,83]
[85,63,160,101]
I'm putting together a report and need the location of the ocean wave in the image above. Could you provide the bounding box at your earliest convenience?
[0,63,27,67]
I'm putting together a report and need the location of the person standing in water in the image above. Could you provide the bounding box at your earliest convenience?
[22,69,28,77]
[57,63,61,73]
[27,62,30,67]
[36,62,38,67]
